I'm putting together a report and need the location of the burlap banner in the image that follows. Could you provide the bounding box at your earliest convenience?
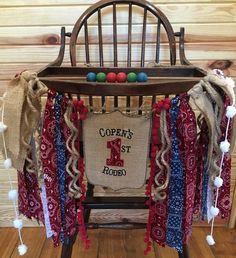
[83,111,151,190]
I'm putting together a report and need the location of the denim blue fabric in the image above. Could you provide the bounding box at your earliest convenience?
[54,93,66,243]
[166,96,184,252]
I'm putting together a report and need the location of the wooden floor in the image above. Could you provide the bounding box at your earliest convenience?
[0,227,235,258]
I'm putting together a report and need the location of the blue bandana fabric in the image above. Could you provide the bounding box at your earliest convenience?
[54,93,66,243]
[202,152,209,220]
[166,96,184,252]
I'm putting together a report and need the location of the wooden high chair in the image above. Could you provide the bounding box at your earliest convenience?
[38,0,206,257]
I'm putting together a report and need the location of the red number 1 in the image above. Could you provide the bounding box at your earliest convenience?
[106,138,124,167]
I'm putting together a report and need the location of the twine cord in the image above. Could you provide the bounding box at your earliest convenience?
[0,96,26,252]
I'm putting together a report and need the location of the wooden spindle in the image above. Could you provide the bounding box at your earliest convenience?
[98,8,104,67]
[139,8,148,114]
[152,95,156,105]
[141,8,147,67]
[126,3,132,112]
[84,20,93,110]
[113,3,118,110]
[113,3,118,67]
[127,3,132,67]
[84,20,90,64]
[156,18,161,64]
[98,8,105,112]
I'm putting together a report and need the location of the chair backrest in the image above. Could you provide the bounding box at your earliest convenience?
[69,0,176,67]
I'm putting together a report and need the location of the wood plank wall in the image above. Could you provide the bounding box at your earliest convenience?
[0,0,236,227]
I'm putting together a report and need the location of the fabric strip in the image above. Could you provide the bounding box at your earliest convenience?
[166,96,184,252]
[40,91,62,246]
[54,93,66,243]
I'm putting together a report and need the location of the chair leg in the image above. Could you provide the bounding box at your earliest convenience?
[178,244,189,258]
[60,183,94,258]
[61,230,78,258]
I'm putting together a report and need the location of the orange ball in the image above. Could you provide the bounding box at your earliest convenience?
[107,72,117,82]
[116,72,127,83]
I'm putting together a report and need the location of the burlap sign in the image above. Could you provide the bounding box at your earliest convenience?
[83,111,151,190]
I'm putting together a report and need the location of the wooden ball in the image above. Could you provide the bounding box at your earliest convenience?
[117,72,127,83]
[137,72,148,82]
[86,72,96,82]
[96,72,106,82]
[127,72,137,82]
[107,72,117,82]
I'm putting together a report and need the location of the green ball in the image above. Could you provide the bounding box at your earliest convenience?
[127,72,137,82]
[96,72,106,82]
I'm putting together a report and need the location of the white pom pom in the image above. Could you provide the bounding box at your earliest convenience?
[18,244,27,256]
[0,121,7,133]
[4,158,12,169]
[206,235,215,245]
[8,189,18,201]
[214,177,223,188]
[220,140,230,153]
[13,219,23,229]
[225,77,235,89]
[210,206,219,217]
[226,106,236,118]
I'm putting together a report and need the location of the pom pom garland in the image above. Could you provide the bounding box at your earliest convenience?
[0,121,7,133]
[214,177,223,188]
[226,106,236,118]
[13,219,23,229]
[1,80,29,257]
[220,140,230,153]
[18,244,28,256]
[4,158,12,169]
[8,189,18,201]
[206,235,215,246]
[210,206,219,217]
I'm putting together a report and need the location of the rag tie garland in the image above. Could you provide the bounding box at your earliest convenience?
[0,70,235,256]
[166,96,185,252]
[54,93,67,242]
[188,70,236,246]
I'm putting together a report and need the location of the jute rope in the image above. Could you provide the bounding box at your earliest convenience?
[64,102,82,199]
[153,109,170,201]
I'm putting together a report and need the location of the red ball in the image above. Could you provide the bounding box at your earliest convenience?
[107,72,117,82]
[116,72,127,83]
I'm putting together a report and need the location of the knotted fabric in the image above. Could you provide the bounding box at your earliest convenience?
[54,93,66,242]
[145,102,170,253]
[40,91,62,246]
[18,160,44,223]
[217,95,233,219]
[176,93,198,244]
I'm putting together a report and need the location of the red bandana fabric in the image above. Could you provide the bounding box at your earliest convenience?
[18,163,44,223]
[176,93,198,244]
[217,95,232,219]
[146,94,199,251]
[40,91,62,246]
[145,107,171,253]
[193,120,208,218]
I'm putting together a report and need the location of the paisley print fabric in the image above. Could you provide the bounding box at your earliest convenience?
[176,94,198,244]
[40,91,62,246]
[166,96,184,252]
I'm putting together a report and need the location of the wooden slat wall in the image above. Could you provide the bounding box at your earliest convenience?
[0,0,236,227]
